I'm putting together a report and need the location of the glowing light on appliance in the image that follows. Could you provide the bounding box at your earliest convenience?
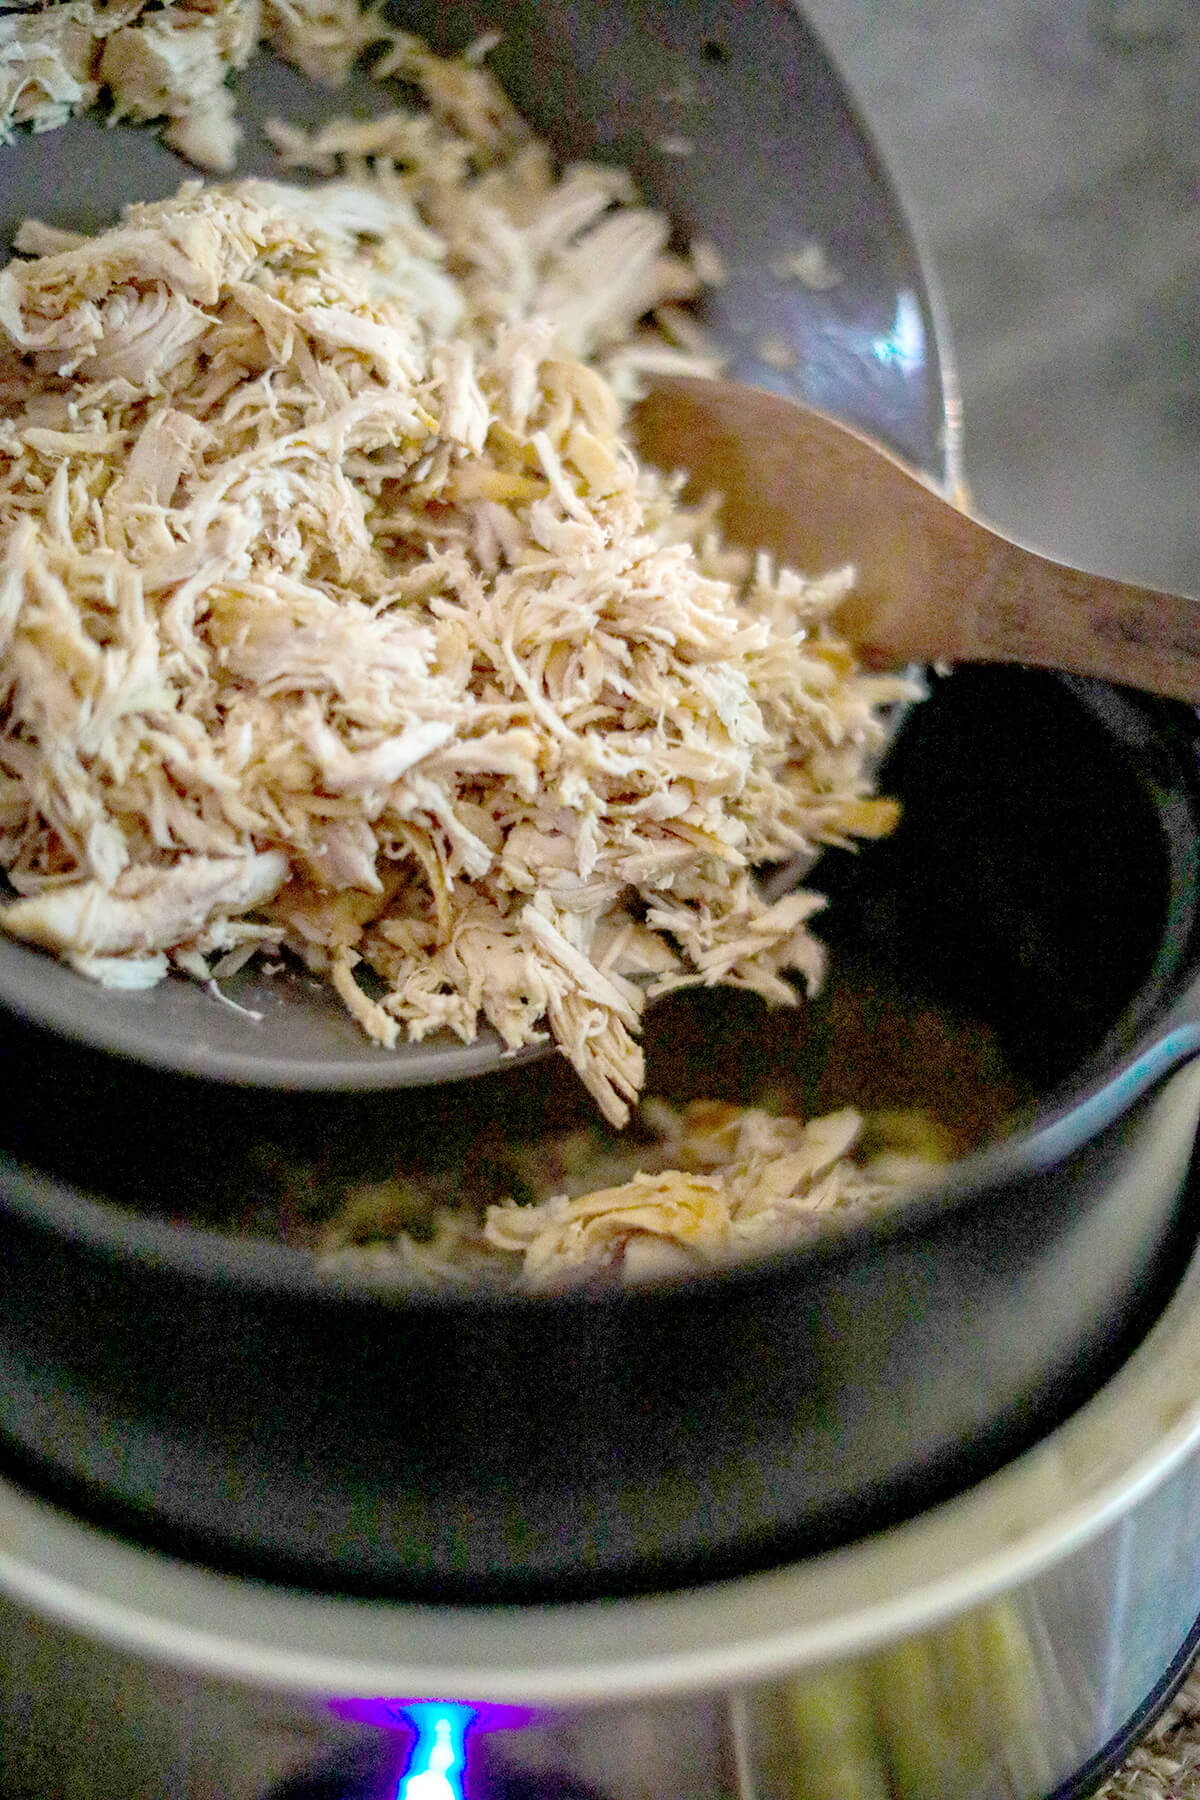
[396,1704,472,1800]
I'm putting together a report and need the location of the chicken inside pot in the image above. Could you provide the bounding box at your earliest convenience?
[313,966,1020,1290]
[0,945,1024,1290]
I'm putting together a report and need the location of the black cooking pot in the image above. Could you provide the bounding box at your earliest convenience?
[2,4,1200,1606]
[2,664,1199,1603]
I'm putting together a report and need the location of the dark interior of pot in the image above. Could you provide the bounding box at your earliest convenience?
[1,664,1199,1603]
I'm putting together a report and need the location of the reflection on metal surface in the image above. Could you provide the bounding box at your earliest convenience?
[872,292,926,373]
[740,1599,1050,1798]
[728,1444,1200,1800]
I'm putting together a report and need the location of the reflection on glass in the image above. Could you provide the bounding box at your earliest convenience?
[872,291,925,372]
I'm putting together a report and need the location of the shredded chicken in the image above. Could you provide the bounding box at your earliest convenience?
[484,1105,909,1287]
[0,0,387,171]
[0,36,912,1127]
[320,1100,942,1290]
[0,1,260,170]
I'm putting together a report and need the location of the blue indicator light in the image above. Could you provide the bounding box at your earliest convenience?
[396,1704,473,1800]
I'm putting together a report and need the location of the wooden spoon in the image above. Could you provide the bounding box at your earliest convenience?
[634,376,1200,703]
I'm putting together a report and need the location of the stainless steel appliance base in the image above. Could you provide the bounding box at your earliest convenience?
[256,1624,1200,1800]
[1047,1616,1200,1800]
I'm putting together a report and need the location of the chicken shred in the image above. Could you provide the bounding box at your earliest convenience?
[320,1101,941,1291]
[0,38,914,1127]
[0,1,389,171]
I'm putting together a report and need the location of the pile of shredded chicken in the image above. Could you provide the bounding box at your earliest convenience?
[320,1100,944,1291]
[0,39,911,1127]
[0,0,379,171]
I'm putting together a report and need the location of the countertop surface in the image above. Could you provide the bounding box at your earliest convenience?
[804,0,1199,598]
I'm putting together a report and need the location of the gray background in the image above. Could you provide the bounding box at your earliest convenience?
[804,0,1199,595]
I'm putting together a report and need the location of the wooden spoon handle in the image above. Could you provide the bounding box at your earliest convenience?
[938,541,1200,700]
[634,378,1200,705]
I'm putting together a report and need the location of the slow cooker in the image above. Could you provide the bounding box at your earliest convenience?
[5,1152,1200,1799]
[3,5,1200,1796]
